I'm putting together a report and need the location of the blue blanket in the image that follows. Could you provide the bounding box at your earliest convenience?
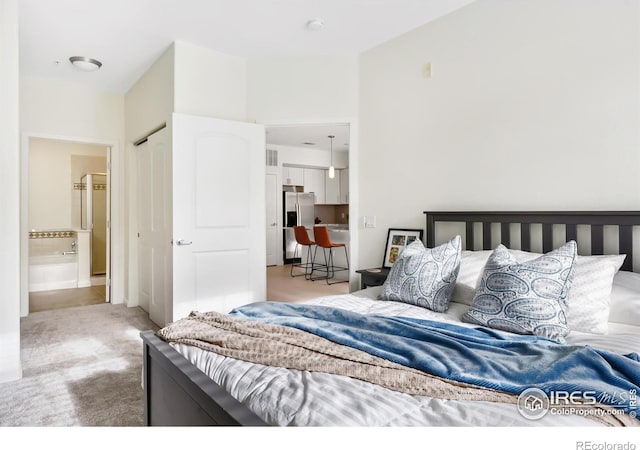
[229,301,640,416]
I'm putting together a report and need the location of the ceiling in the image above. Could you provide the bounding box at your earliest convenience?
[19,0,475,94]
[266,124,350,152]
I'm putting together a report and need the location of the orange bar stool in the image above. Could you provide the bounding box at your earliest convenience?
[290,226,319,279]
[311,226,349,285]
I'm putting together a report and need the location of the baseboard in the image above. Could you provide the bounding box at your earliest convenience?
[0,361,22,383]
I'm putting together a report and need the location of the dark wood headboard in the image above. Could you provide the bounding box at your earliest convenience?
[424,211,640,272]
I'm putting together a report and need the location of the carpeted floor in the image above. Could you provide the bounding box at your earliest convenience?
[0,303,159,426]
[0,268,342,428]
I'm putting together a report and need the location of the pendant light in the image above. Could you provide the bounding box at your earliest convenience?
[328,135,335,179]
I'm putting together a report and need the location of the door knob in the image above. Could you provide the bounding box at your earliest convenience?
[176,239,192,246]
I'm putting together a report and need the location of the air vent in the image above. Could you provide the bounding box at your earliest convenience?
[266,149,278,167]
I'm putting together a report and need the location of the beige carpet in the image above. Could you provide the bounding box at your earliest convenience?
[0,266,345,427]
[0,303,158,426]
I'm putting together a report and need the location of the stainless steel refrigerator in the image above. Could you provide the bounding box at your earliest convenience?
[283,191,315,263]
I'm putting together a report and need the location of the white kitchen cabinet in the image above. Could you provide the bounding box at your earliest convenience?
[283,166,304,186]
[339,168,349,204]
[325,169,341,205]
[303,168,325,204]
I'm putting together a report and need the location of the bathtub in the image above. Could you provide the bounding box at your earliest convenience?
[29,254,78,292]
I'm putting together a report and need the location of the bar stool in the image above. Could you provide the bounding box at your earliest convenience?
[290,226,319,279]
[311,226,349,285]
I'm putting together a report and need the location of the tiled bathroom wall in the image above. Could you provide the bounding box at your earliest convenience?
[28,231,77,257]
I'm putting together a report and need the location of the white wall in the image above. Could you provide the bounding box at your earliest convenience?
[0,0,21,382]
[247,55,358,123]
[29,139,106,230]
[358,0,640,268]
[174,41,247,121]
[125,44,175,143]
[21,77,125,140]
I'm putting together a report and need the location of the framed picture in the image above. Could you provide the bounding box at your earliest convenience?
[382,228,424,268]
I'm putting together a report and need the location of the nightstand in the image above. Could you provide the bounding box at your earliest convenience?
[355,268,391,290]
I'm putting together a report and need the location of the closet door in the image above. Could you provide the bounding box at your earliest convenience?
[171,113,266,320]
[137,127,171,327]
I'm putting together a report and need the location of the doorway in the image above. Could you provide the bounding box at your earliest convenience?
[264,122,351,301]
[25,137,112,313]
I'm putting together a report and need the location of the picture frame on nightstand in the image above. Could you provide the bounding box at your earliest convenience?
[382,228,424,268]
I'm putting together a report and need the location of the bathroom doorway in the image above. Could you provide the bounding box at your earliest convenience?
[26,137,111,313]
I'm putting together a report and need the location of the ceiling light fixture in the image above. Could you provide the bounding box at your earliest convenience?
[328,135,335,179]
[306,18,324,31]
[69,56,102,72]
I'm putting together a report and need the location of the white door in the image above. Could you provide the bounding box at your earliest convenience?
[265,173,278,266]
[137,127,171,327]
[172,113,266,319]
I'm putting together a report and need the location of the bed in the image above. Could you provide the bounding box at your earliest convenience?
[140,211,640,426]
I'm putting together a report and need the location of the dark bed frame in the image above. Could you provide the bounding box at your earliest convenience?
[141,210,640,426]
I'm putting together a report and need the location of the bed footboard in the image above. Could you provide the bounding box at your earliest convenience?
[140,330,267,426]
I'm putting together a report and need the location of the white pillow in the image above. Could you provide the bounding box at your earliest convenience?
[452,250,492,306]
[609,271,640,327]
[510,250,625,334]
[453,248,625,334]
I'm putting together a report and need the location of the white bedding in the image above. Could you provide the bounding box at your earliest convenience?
[172,286,640,427]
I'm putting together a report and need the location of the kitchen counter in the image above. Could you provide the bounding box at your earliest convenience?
[316,223,349,230]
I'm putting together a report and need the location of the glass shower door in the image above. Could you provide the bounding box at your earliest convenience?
[91,174,107,276]
[80,173,108,276]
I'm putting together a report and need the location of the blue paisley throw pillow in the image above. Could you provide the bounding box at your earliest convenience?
[380,236,461,312]
[462,241,578,342]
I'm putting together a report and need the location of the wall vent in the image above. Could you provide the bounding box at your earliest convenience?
[266,149,278,167]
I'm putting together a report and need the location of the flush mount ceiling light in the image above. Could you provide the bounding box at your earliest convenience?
[69,56,102,72]
[306,18,324,31]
